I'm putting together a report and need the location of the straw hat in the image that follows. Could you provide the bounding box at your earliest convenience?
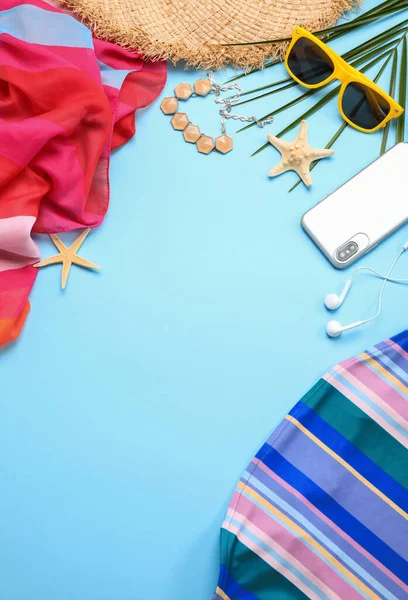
[60,0,358,69]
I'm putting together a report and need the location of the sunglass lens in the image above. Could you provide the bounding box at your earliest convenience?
[287,37,334,85]
[342,82,390,130]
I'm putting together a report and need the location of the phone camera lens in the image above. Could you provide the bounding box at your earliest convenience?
[336,240,359,262]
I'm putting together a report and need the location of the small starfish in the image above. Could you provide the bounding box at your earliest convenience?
[33,228,100,289]
[267,120,334,187]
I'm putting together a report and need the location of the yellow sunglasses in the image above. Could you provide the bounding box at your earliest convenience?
[284,27,404,133]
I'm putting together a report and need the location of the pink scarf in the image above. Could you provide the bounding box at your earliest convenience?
[0,0,166,346]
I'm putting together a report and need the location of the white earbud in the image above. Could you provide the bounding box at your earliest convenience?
[325,242,408,338]
[324,279,352,310]
[324,294,340,310]
[326,319,364,338]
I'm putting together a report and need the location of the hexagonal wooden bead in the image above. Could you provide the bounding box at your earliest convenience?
[183,124,201,143]
[174,83,193,100]
[160,97,178,114]
[215,134,233,154]
[196,135,214,154]
[171,113,189,130]
[194,78,212,96]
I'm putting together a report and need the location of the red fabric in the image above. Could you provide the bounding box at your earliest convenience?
[0,0,167,346]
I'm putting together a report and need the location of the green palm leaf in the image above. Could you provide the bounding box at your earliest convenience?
[223,0,408,48]
[236,37,400,109]
[396,35,407,142]
[380,50,398,154]
[234,19,407,106]
[225,12,408,85]
[223,3,407,193]
[249,47,396,152]
[288,51,395,191]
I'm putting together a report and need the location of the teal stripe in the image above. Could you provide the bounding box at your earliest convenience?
[303,379,408,488]
[227,515,330,600]
[220,529,308,600]
[328,367,408,442]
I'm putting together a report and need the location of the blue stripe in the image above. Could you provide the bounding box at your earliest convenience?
[255,444,408,584]
[218,565,260,600]
[290,402,408,512]
[0,4,93,48]
[389,330,408,351]
[97,59,134,89]
[374,341,408,376]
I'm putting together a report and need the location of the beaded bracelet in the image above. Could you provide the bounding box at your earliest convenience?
[161,78,233,155]
[160,72,274,156]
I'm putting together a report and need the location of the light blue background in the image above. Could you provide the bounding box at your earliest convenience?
[1,2,408,598]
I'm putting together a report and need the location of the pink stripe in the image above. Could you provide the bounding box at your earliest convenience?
[36,0,61,8]
[344,358,408,419]
[0,216,40,272]
[254,458,408,594]
[224,521,323,600]
[337,356,359,370]
[0,34,100,81]
[93,38,144,71]
[0,116,62,167]
[340,367,408,430]
[113,97,135,123]
[228,497,363,600]
[0,265,37,319]
[0,116,89,217]
[385,338,408,363]
[324,374,408,448]
[0,287,31,320]
[228,510,345,600]
[2,0,61,12]
[0,264,36,292]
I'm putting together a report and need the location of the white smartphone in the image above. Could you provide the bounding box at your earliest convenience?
[302,143,408,268]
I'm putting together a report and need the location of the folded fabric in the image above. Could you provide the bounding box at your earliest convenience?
[0,0,166,347]
[214,330,408,599]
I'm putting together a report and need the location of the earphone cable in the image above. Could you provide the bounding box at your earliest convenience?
[361,248,405,326]
[351,265,408,285]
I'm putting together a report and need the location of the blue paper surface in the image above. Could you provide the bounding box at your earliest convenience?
[1,2,408,597]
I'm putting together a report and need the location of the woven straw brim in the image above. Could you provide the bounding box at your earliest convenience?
[59,0,360,70]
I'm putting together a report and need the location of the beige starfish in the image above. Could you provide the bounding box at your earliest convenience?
[33,228,100,289]
[267,120,334,187]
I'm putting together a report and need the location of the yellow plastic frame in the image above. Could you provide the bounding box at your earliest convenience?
[284,27,404,133]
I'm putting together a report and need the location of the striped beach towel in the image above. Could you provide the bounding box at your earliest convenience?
[0,0,166,347]
[213,330,408,599]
